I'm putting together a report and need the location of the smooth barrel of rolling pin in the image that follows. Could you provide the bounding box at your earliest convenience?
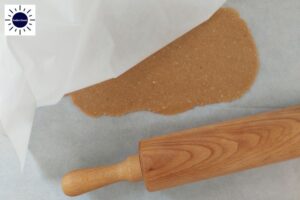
[62,155,142,196]
[139,105,300,191]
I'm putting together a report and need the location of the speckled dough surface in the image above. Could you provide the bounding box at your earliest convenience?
[71,8,259,117]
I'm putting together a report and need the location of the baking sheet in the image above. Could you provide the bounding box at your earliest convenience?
[0,0,300,199]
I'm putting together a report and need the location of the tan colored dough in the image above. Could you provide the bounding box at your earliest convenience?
[71,8,259,117]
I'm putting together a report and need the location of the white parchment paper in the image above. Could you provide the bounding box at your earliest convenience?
[0,0,225,167]
[1,1,300,200]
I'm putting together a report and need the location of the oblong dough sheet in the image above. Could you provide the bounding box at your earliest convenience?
[71,8,259,117]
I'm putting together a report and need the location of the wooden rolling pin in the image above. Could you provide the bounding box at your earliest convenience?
[62,105,300,196]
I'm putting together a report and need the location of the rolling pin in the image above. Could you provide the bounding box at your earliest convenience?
[62,105,300,196]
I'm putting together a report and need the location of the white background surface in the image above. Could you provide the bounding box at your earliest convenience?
[0,0,224,167]
[1,0,300,199]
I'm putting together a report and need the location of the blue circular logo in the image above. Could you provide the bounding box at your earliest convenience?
[5,5,35,35]
[12,12,28,28]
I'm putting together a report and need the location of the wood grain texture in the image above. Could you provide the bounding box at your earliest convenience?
[139,105,300,191]
[62,155,142,196]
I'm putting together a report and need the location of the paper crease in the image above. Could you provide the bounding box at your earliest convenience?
[0,0,226,168]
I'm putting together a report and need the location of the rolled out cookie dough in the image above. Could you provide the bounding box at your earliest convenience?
[71,8,259,117]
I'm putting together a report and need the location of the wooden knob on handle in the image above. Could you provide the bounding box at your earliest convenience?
[62,155,142,196]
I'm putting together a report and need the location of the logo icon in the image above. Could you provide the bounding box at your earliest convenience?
[5,5,35,36]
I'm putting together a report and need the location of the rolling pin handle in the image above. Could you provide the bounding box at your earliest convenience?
[62,154,142,196]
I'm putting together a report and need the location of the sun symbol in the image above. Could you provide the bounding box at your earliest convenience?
[5,5,35,36]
